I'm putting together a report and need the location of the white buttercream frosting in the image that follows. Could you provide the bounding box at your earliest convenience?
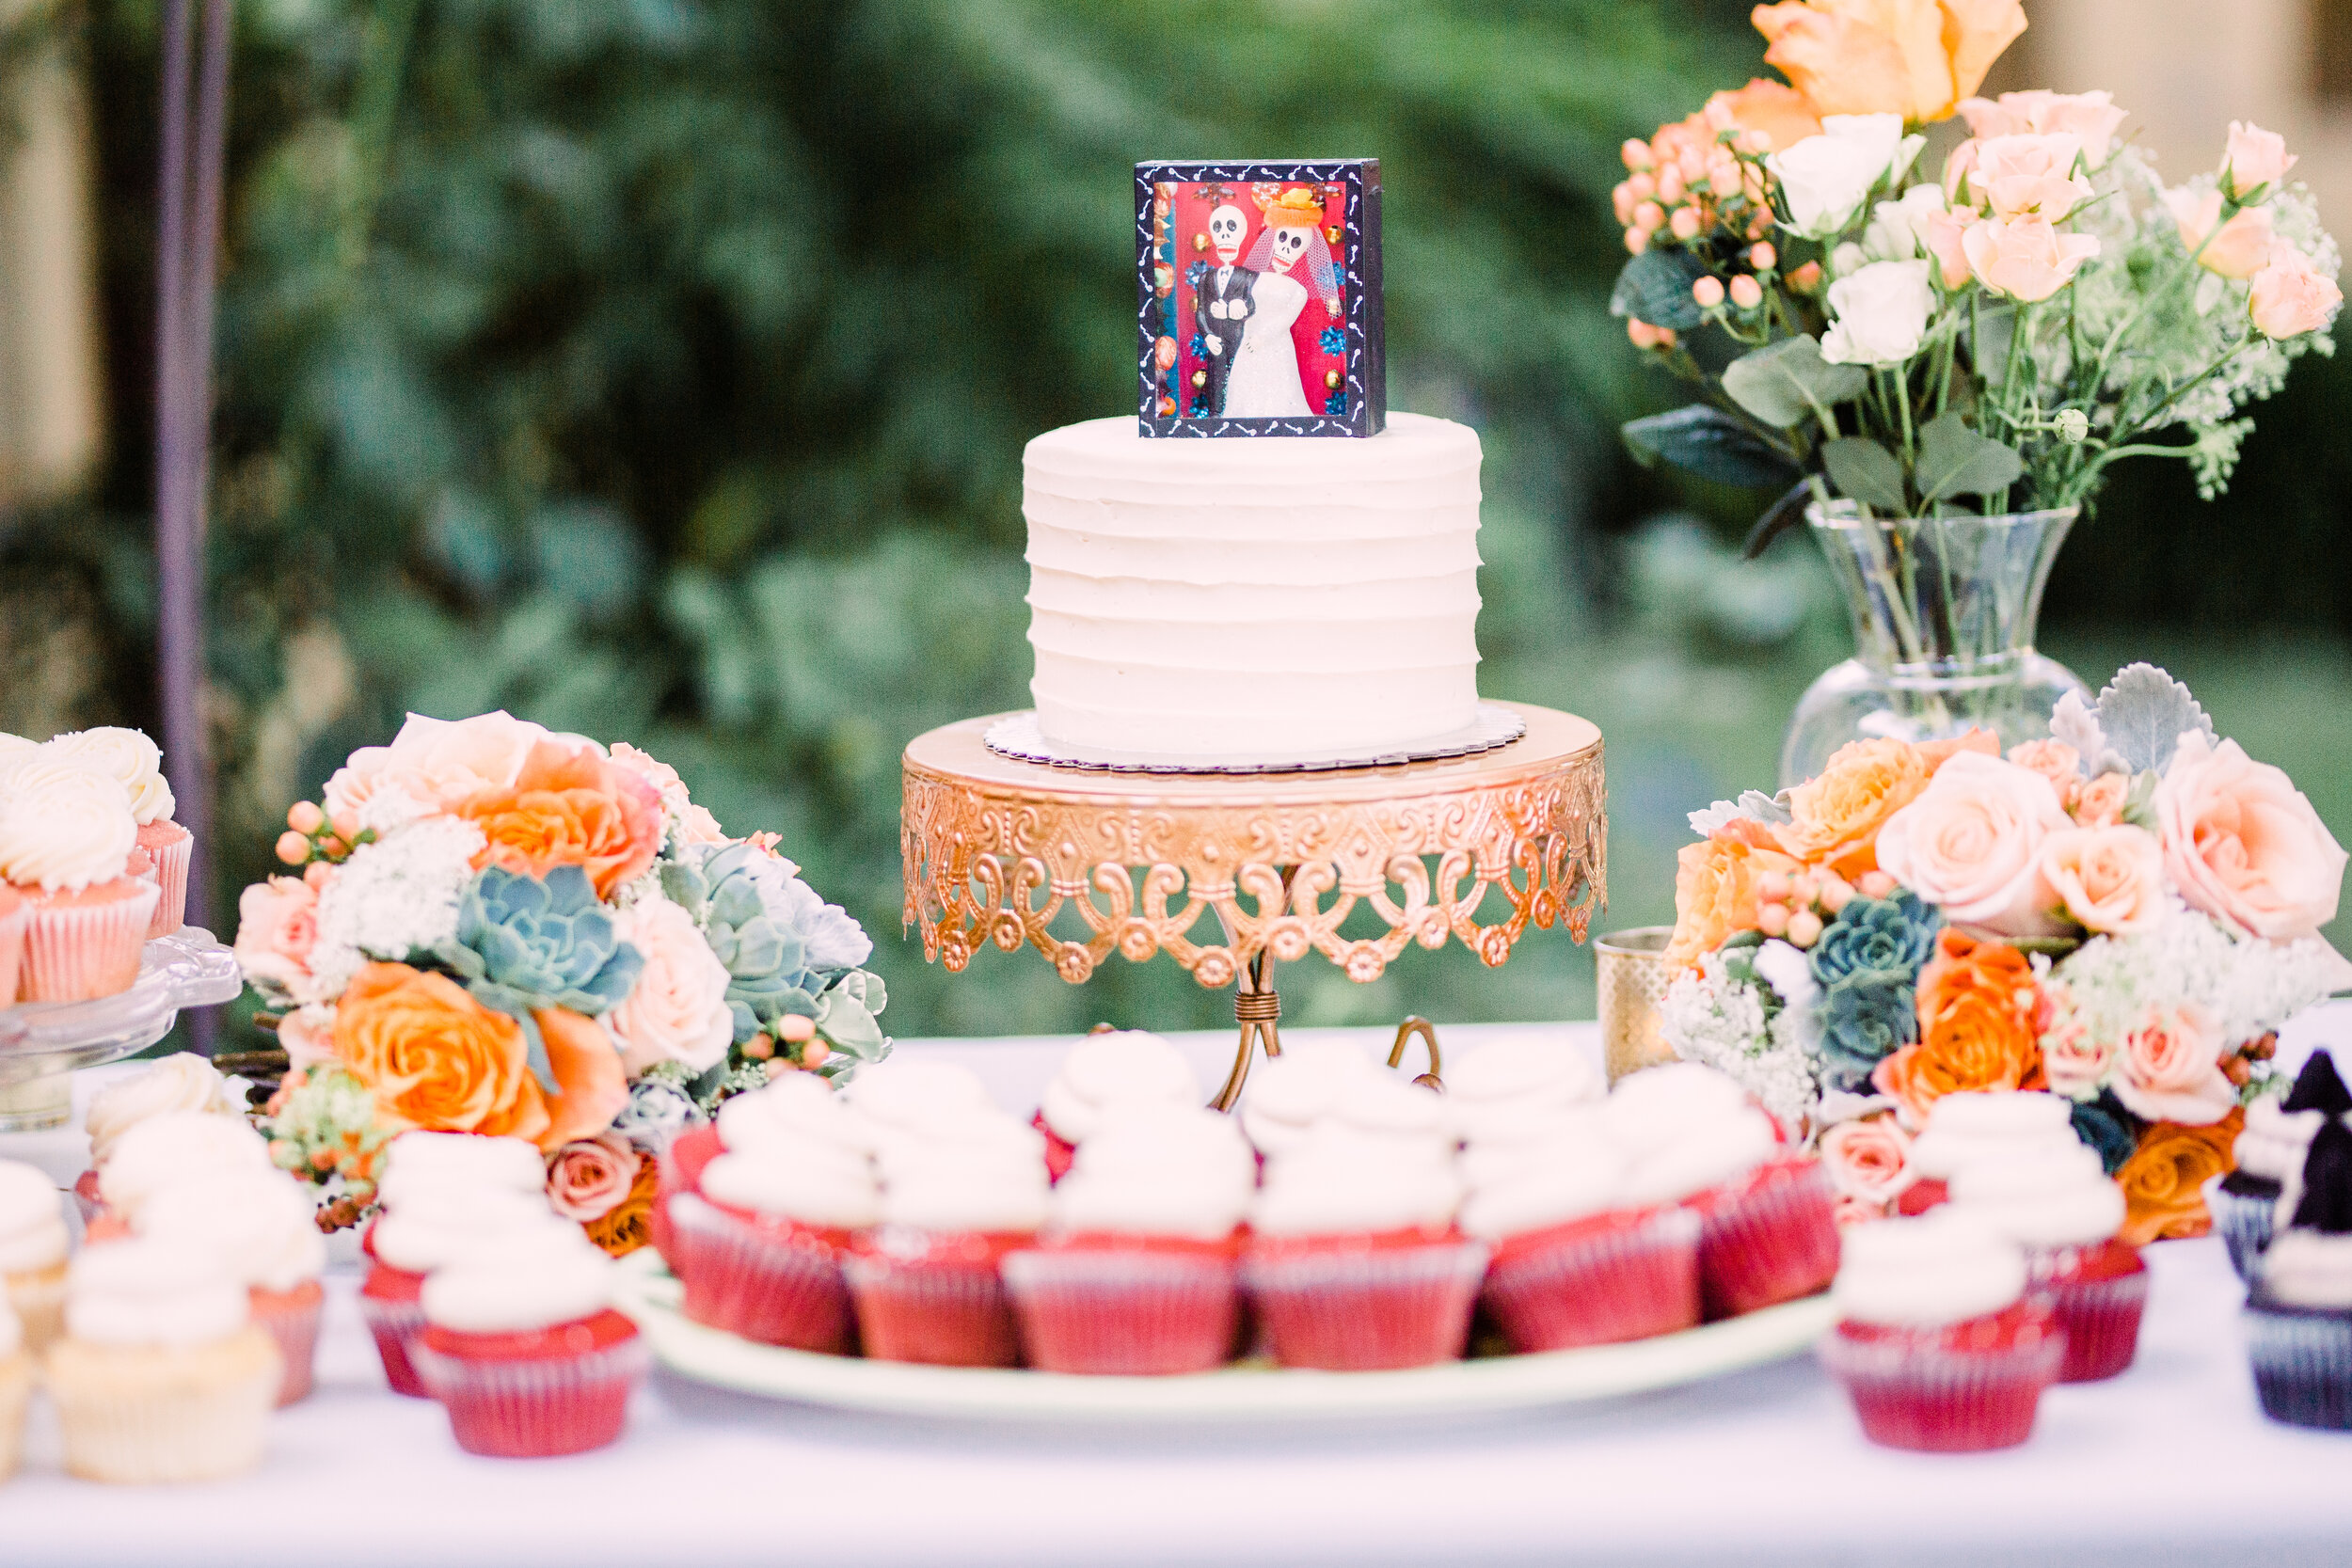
[421,1229,616,1334]
[98,1111,277,1220]
[134,1173,326,1292]
[878,1141,1051,1233]
[717,1072,874,1161]
[0,1160,69,1274]
[1458,1104,1613,1186]
[843,1058,1002,1131]
[1910,1091,2086,1180]
[1050,1105,1255,1240]
[371,1188,569,1274]
[1946,1148,2124,1248]
[1602,1064,1778,1205]
[1024,413,1484,760]
[65,1238,250,1347]
[1444,1032,1605,1142]
[85,1054,243,1165]
[0,764,139,892]
[375,1132,549,1209]
[702,1147,880,1230]
[2262,1228,2352,1309]
[1833,1213,2027,1328]
[1252,1126,1462,1237]
[44,727,175,825]
[1460,1141,1627,1242]
[2236,1095,2328,1186]
[1239,1038,1391,1157]
[1039,1031,1200,1144]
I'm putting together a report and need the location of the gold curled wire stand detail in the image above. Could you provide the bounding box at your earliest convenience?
[902,701,1608,1107]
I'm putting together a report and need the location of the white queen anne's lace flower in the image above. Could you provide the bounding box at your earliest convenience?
[1661,954,1820,1134]
[304,817,485,1001]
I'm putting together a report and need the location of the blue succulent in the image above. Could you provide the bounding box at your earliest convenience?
[1813,971,1916,1093]
[1809,892,1941,990]
[661,843,877,1043]
[437,864,644,1020]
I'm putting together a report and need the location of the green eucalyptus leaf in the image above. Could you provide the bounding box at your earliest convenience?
[1821,437,1909,514]
[1914,411,2025,503]
[1609,247,1708,332]
[1622,406,1800,491]
[1720,337,1867,429]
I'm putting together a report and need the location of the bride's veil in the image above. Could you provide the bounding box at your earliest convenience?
[1242,224,1342,314]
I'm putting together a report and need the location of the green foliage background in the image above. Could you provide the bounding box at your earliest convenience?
[4,0,2347,1048]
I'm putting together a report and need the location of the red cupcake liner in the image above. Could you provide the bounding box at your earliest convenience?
[2026,1238,2147,1384]
[358,1265,429,1398]
[1003,1235,1241,1375]
[664,1192,854,1353]
[845,1230,1028,1368]
[1895,1178,1949,1217]
[1030,1111,1076,1185]
[1689,1156,1840,1320]
[20,881,158,1003]
[139,822,192,937]
[651,1123,725,1261]
[1242,1230,1488,1371]
[251,1280,323,1405]
[1481,1205,1703,1353]
[70,1168,104,1227]
[1818,1300,2066,1452]
[411,1318,648,1458]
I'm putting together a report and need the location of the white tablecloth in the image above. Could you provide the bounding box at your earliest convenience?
[6,1015,2351,1568]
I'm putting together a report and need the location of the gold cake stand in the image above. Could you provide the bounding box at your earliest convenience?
[901,702,1607,1107]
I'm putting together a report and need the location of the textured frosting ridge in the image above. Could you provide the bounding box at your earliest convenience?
[376,1132,549,1208]
[0,763,138,892]
[1023,413,1485,758]
[1910,1090,2087,1180]
[99,1111,278,1220]
[1947,1148,2124,1247]
[0,1159,69,1274]
[1834,1213,2026,1327]
[65,1238,250,1347]
[1254,1127,1462,1237]
[372,1188,567,1274]
[703,1146,880,1230]
[1052,1105,1255,1239]
[86,1053,243,1165]
[422,1228,615,1333]
[1603,1064,1777,1205]
[45,727,175,825]
[135,1173,326,1292]
[1039,1030,1200,1144]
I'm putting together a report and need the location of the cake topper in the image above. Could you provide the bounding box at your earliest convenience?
[1136,160,1384,438]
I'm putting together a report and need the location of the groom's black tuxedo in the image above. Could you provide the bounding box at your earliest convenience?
[1194,264,1258,416]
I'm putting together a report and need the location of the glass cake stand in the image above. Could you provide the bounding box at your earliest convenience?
[901,701,1608,1106]
[0,927,244,1131]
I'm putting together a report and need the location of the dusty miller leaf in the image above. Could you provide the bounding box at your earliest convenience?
[2094,663,2217,775]
[1687,789,1795,837]
[2048,689,2122,775]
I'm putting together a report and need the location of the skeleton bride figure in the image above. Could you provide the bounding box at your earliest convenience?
[1219,193,1341,419]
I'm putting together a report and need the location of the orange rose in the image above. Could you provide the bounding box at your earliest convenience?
[1873,928,2042,1125]
[460,738,663,899]
[2116,1111,2242,1245]
[334,962,552,1145]
[533,1006,632,1148]
[1772,737,1929,877]
[1915,727,2001,772]
[1752,0,2026,124]
[1663,832,1801,969]
[582,1152,660,1258]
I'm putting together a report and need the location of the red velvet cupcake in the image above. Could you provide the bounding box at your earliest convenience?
[1943,1146,2143,1384]
[362,1178,572,1398]
[1688,1155,1841,1319]
[1480,1204,1703,1353]
[668,1137,871,1352]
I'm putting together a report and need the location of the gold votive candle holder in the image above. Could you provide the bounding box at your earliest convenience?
[1596,927,1678,1085]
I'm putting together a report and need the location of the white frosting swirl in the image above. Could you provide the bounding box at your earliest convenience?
[0,766,138,892]
[44,727,175,825]
[1445,1032,1604,1142]
[421,1229,615,1334]
[0,1160,69,1274]
[1601,1067,1778,1206]
[98,1111,277,1220]
[370,1188,568,1274]
[1460,1142,1626,1241]
[2262,1228,2352,1309]
[1458,1105,1613,1187]
[85,1054,242,1165]
[1946,1148,2123,1248]
[716,1072,874,1160]
[842,1058,1001,1129]
[1039,1030,1200,1143]
[1833,1213,2026,1328]
[1049,1106,1255,1240]
[2236,1095,2328,1186]
[134,1173,326,1292]
[1252,1127,1462,1237]
[1239,1038,1380,1156]
[1910,1091,2084,1180]
[65,1238,250,1347]
[878,1148,1051,1233]
[375,1132,548,1209]
[701,1146,880,1230]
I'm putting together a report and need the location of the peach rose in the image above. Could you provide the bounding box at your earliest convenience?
[1923,207,1973,287]
[1663,832,1801,970]
[2037,824,2166,936]
[1961,214,2100,302]
[2154,732,2348,940]
[1820,1114,1916,1204]
[2072,771,2129,828]
[2223,120,2296,199]
[546,1132,643,1223]
[1875,751,2071,934]
[2037,1013,2114,1100]
[1876,927,2042,1126]
[2250,245,2344,340]
[1916,728,2001,771]
[462,737,664,899]
[2116,1110,2240,1245]
[1968,133,2093,220]
[2164,188,2274,279]
[605,895,736,1074]
[680,802,727,844]
[2005,738,2080,802]
[1752,0,2026,124]
[232,875,319,991]
[1772,737,1930,877]
[532,1005,632,1148]
[1705,77,1824,152]
[1957,89,2127,166]
[2113,1000,2237,1126]
[333,961,551,1145]
[278,1003,339,1070]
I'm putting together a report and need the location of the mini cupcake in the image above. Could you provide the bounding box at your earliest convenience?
[669,1074,876,1351]
[0,1159,70,1353]
[2245,1119,2352,1430]
[1245,1123,1484,1371]
[847,1126,1050,1368]
[411,1227,646,1458]
[46,728,187,937]
[0,756,159,1001]
[1818,1213,2065,1452]
[135,1173,327,1404]
[1005,1105,1255,1374]
[2208,1051,2347,1282]
[0,1298,25,1480]
[365,1184,568,1397]
[1033,1030,1200,1182]
[76,1053,245,1221]
[44,1238,281,1482]
[1946,1140,2143,1382]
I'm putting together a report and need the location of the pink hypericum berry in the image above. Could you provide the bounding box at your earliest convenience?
[286,800,324,835]
[1756,902,1791,938]
[1857,870,1898,900]
[1669,206,1702,241]
[1819,876,1854,913]
[1692,276,1726,309]
[275,831,310,866]
[1622,138,1653,171]
[1756,871,1792,902]
[1729,275,1764,309]
[1787,909,1824,948]
[779,1014,818,1044]
[1790,873,1820,907]
[1748,242,1777,271]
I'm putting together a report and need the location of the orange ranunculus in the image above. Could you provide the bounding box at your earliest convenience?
[533,1006,632,1148]
[1873,927,2042,1125]
[1663,832,1801,970]
[1753,0,2026,124]
[1772,737,1929,877]
[460,738,664,899]
[334,962,551,1145]
[2116,1110,2243,1245]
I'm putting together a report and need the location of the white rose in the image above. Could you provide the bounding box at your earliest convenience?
[1821,260,1936,367]
[606,895,735,1075]
[1768,114,1914,240]
[1863,184,1951,261]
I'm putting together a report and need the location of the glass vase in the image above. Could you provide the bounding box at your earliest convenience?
[1780,502,2090,787]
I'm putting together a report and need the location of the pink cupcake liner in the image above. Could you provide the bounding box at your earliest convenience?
[664,1193,854,1353]
[1002,1243,1241,1375]
[0,896,26,1005]
[1691,1157,1840,1320]
[1818,1306,2066,1452]
[357,1292,429,1398]
[1482,1205,1703,1353]
[20,881,159,1003]
[139,824,191,938]
[411,1333,648,1458]
[250,1282,323,1406]
[845,1235,1026,1368]
[1242,1234,1488,1371]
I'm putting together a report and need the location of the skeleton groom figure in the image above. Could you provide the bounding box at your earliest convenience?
[1195,203,1257,416]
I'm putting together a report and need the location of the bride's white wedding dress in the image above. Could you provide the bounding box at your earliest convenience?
[1220,270,1311,418]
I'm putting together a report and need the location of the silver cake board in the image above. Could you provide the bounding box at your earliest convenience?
[980,704,1529,776]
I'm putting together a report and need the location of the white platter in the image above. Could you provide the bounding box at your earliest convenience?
[611,1250,1836,1423]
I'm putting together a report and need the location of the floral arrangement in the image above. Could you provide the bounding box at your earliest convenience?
[1610,2,2342,540]
[232,712,889,1251]
[1659,664,2351,1244]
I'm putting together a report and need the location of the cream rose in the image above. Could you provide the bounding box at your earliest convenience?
[2154,732,2347,940]
[2037,1012,2114,1100]
[367,711,548,813]
[1768,114,1912,239]
[278,1004,339,1069]
[232,875,321,991]
[1874,751,2071,935]
[2113,1001,2236,1126]
[1819,1115,1915,1206]
[2037,825,2167,936]
[1822,259,1935,366]
[605,894,734,1074]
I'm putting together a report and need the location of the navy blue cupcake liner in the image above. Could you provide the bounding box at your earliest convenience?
[2243,1295,2352,1431]
[2204,1174,2280,1285]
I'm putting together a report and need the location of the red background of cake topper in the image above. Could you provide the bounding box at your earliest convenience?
[1162,182,1344,420]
